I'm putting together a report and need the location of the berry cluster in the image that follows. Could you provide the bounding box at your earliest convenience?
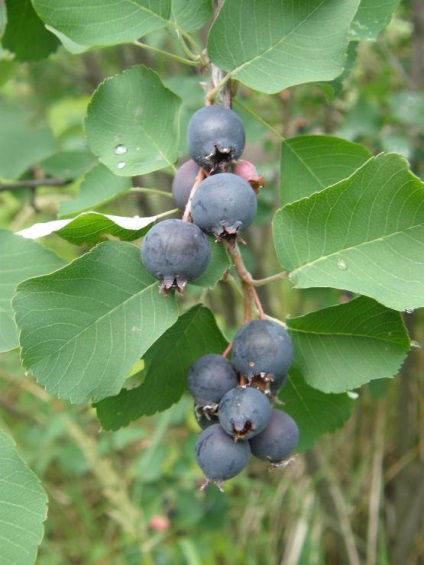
[188,320,299,490]
[141,104,262,293]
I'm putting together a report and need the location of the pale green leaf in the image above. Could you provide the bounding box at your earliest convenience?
[192,239,230,288]
[85,66,182,177]
[96,305,227,430]
[286,296,410,393]
[13,242,179,403]
[3,0,59,61]
[0,430,48,564]
[0,102,54,180]
[17,212,157,245]
[32,0,171,51]
[281,372,355,451]
[172,0,212,32]
[208,0,360,94]
[0,230,65,353]
[280,135,371,205]
[273,153,424,311]
[40,151,97,180]
[350,0,399,41]
[59,164,131,217]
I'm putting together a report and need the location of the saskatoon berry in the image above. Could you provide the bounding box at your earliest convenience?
[195,423,251,489]
[233,159,264,192]
[231,320,294,380]
[219,386,272,441]
[249,409,299,465]
[172,159,200,210]
[186,354,238,406]
[191,173,257,241]
[187,105,245,172]
[141,219,210,293]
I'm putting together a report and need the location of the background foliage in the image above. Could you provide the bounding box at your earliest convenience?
[0,1,423,564]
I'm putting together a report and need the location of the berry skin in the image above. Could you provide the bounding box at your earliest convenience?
[186,354,238,406]
[191,173,257,241]
[141,219,210,293]
[249,409,299,465]
[172,160,200,210]
[194,423,251,489]
[187,105,245,172]
[218,386,272,441]
[231,320,294,380]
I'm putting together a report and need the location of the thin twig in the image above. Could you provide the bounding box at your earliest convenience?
[130,187,174,199]
[182,168,205,221]
[132,41,198,67]
[0,178,70,191]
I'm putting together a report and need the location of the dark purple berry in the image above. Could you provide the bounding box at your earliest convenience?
[194,424,251,489]
[186,354,238,406]
[231,320,294,380]
[249,410,299,465]
[172,160,200,210]
[191,173,257,241]
[141,219,210,293]
[187,105,245,172]
[218,386,272,441]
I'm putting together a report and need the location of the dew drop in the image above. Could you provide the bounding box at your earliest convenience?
[404,308,414,314]
[347,391,359,400]
[117,161,126,169]
[136,146,141,151]
[115,144,127,155]
[410,340,421,349]
[336,258,347,271]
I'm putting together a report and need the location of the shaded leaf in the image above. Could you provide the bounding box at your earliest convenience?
[280,371,355,452]
[280,135,371,205]
[13,242,179,403]
[0,431,48,564]
[192,239,231,289]
[85,66,182,177]
[172,0,212,32]
[273,153,424,311]
[286,296,410,393]
[350,0,399,41]
[96,305,228,430]
[40,151,97,180]
[0,230,65,353]
[208,0,360,94]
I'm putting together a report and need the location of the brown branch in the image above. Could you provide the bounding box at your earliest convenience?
[0,178,70,192]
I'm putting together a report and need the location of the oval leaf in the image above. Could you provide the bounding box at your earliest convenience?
[287,296,410,393]
[273,153,424,311]
[0,431,48,564]
[208,0,360,94]
[85,66,182,177]
[13,242,179,403]
[33,0,171,50]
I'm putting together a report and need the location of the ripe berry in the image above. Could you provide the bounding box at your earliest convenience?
[218,386,272,441]
[172,160,200,210]
[249,409,299,465]
[231,320,294,380]
[191,173,257,241]
[194,423,251,489]
[141,219,210,293]
[187,105,245,172]
[186,354,238,406]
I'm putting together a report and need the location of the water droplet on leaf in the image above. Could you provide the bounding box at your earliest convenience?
[336,258,347,271]
[410,340,421,349]
[115,144,127,155]
[117,161,126,169]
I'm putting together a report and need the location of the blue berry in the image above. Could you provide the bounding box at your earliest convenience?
[249,410,299,465]
[186,354,238,406]
[172,160,200,210]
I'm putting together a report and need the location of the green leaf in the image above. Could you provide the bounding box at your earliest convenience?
[207,0,360,94]
[32,0,171,51]
[85,66,182,177]
[280,372,355,452]
[96,305,228,430]
[13,242,179,404]
[17,212,157,245]
[59,164,131,217]
[280,135,371,205]
[2,0,59,61]
[350,0,399,41]
[172,0,212,32]
[286,296,410,393]
[0,230,65,353]
[273,153,424,311]
[40,151,97,180]
[0,430,48,564]
[0,102,54,180]
[192,239,231,288]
